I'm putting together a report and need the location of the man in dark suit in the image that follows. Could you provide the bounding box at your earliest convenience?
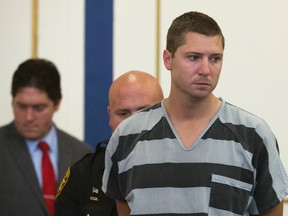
[0,58,93,216]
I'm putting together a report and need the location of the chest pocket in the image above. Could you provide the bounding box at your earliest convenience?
[209,174,252,215]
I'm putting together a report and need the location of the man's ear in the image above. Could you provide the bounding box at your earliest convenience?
[54,99,61,111]
[163,49,172,70]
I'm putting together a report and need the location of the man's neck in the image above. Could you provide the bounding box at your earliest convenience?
[164,94,221,148]
[165,94,221,121]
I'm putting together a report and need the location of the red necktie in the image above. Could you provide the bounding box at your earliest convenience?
[39,142,56,216]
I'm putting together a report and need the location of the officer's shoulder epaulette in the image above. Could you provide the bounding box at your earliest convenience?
[73,152,95,166]
[95,139,109,152]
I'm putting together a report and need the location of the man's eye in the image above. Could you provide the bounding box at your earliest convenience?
[188,55,200,61]
[117,111,132,118]
[210,56,222,63]
[117,112,127,116]
[17,104,27,110]
[33,105,46,112]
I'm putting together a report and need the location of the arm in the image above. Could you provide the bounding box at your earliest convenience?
[260,201,283,216]
[116,200,130,216]
[251,201,283,216]
[54,168,79,216]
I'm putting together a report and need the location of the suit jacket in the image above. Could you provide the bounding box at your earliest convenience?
[0,122,93,216]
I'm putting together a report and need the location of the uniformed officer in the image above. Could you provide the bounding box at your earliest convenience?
[54,70,164,216]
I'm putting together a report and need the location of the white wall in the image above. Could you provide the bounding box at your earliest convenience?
[0,0,84,140]
[0,0,31,127]
[38,1,85,140]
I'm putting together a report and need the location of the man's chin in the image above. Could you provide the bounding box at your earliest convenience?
[20,131,42,140]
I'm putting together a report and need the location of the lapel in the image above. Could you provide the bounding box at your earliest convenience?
[6,123,47,210]
[56,129,72,186]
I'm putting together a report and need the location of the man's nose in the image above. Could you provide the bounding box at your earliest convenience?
[198,58,211,75]
[25,108,35,121]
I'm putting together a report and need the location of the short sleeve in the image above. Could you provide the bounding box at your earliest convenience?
[102,130,126,201]
[249,123,288,214]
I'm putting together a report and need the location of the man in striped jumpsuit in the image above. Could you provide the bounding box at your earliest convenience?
[102,11,288,216]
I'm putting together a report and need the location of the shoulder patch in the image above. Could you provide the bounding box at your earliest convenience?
[56,167,70,198]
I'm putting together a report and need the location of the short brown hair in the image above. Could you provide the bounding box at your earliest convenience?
[166,11,225,57]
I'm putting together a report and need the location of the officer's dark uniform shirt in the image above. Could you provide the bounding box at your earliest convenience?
[55,140,118,216]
